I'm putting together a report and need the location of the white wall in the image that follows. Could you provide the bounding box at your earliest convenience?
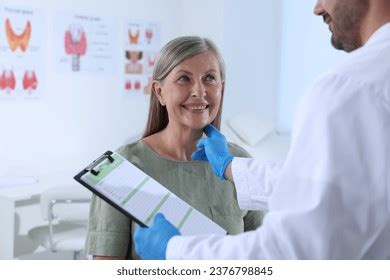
[0,0,225,188]
[177,0,225,47]
[277,0,347,132]
[222,0,282,122]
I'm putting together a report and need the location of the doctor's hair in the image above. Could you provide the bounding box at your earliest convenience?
[143,36,225,138]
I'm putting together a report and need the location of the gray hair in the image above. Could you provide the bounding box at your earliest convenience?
[153,36,225,83]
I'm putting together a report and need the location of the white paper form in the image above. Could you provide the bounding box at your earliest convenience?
[81,153,226,236]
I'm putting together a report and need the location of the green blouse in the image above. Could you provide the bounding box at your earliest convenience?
[85,140,263,259]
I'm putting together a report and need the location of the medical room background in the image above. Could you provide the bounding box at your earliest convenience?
[0,0,345,259]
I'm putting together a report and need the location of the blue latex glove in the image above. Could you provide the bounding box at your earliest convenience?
[192,124,233,179]
[133,213,181,260]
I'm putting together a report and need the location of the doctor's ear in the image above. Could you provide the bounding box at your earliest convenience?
[152,80,165,106]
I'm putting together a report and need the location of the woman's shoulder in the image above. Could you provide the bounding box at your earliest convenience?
[227,142,251,158]
[115,139,148,160]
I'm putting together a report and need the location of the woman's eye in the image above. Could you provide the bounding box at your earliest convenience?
[205,74,216,81]
[178,75,190,82]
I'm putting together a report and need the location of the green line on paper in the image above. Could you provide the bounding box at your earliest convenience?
[178,208,193,230]
[145,192,171,224]
[120,176,150,206]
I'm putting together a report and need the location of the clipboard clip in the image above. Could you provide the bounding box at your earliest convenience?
[85,151,115,176]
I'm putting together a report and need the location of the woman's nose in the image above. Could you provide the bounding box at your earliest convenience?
[190,80,206,97]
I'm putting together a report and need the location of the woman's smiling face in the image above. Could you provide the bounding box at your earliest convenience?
[153,52,224,130]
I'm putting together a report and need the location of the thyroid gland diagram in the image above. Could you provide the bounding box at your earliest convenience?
[64,24,87,71]
[23,70,38,93]
[5,18,32,52]
[0,70,16,94]
[128,28,140,45]
[124,80,142,92]
[145,28,153,44]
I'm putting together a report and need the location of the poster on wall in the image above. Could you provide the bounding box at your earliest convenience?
[54,13,118,74]
[0,4,46,101]
[123,20,161,95]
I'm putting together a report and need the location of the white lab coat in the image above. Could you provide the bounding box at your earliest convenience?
[166,23,390,259]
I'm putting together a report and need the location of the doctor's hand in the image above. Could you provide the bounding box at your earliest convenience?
[192,124,234,180]
[133,213,181,260]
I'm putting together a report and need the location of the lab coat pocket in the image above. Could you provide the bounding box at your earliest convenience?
[209,204,244,235]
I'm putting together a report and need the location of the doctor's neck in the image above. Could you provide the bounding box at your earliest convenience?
[359,1,390,46]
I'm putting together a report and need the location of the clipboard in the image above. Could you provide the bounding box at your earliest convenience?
[74,151,227,236]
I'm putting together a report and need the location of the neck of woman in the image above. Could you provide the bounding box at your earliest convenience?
[145,123,204,161]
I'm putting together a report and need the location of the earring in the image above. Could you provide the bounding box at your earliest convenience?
[160,100,165,106]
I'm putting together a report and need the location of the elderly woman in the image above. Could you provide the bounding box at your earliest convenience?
[85,36,263,259]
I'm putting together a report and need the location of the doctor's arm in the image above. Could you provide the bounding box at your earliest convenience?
[223,162,234,181]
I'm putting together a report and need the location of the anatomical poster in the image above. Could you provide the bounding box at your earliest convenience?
[123,21,161,95]
[54,13,118,74]
[0,4,46,100]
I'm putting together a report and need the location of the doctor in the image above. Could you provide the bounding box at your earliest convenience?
[134,0,390,259]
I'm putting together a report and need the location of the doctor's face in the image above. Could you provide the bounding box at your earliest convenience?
[153,52,223,131]
[314,0,368,52]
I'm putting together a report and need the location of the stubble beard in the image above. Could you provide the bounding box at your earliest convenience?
[330,0,368,52]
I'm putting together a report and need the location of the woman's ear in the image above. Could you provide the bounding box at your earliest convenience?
[220,81,225,99]
[151,80,165,106]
